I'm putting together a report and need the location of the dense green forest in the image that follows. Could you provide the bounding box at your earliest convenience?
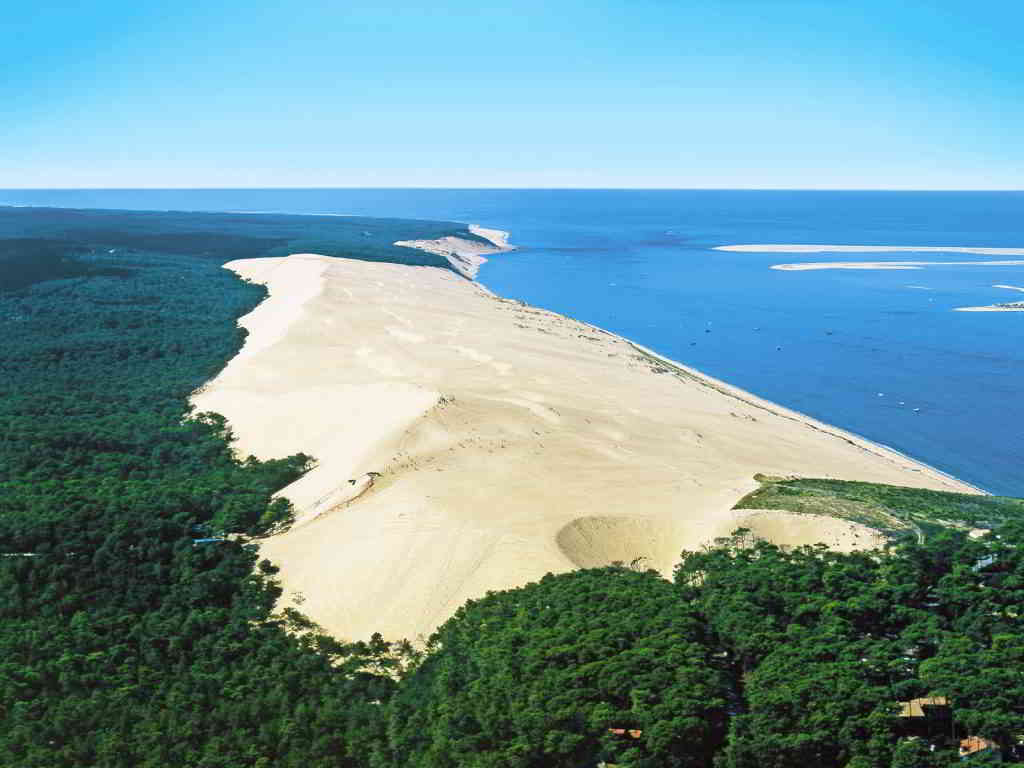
[0,208,465,767]
[1,207,1022,767]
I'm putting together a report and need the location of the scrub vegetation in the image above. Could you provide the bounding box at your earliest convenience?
[1,208,1021,767]
[736,475,1024,541]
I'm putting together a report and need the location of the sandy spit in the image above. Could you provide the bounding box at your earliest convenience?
[956,284,1024,310]
[192,252,979,643]
[955,304,1024,312]
[394,224,514,279]
[716,244,1024,255]
[771,260,1024,272]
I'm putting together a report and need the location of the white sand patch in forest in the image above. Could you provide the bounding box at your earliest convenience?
[722,509,888,552]
[192,254,978,643]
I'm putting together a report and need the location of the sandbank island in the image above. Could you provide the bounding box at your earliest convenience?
[193,233,979,642]
[713,243,1024,271]
[957,284,1024,312]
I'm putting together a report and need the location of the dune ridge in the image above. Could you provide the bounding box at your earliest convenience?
[192,246,979,643]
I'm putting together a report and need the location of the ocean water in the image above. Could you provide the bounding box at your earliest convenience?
[3,189,1022,495]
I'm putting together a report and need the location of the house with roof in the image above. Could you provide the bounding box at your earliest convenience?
[959,735,1000,761]
[897,696,953,741]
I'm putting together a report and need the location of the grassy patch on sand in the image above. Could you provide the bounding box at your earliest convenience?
[734,475,1024,541]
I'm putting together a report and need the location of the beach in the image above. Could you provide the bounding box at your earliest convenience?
[192,249,980,643]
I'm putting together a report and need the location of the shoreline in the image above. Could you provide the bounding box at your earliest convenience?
[618,338,985,494]
[192,230,981,642]
[528,318,985,496]
[394,224,514,278]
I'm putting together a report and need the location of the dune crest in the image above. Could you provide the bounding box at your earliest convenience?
[193,254,977,643]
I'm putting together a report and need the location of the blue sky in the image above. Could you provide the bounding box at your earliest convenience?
[3,0,1021,189]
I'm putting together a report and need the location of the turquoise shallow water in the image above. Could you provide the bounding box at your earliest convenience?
[3,189,1022,495]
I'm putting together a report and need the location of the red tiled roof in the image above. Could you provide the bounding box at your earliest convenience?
[960,736,998,756]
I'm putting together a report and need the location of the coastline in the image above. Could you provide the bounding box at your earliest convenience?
[394,224,514,278]
[192,232,980,642]
[618,338,984,494]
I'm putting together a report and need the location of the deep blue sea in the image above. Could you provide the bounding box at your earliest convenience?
[3,189,1022,495]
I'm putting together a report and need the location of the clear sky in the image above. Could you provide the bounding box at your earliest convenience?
[3,0,1021,189]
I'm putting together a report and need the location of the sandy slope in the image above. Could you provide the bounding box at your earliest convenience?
[192,254,978,643]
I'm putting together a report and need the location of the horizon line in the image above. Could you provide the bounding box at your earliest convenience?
[1,186,1022,193]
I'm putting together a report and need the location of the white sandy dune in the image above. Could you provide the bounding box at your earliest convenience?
[192,253,978,643]
[394,224,513,278]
